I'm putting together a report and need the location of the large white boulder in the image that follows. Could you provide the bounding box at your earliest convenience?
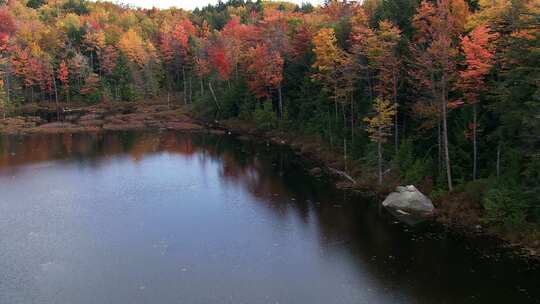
[382,185,434,216]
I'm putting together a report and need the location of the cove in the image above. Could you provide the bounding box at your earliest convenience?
[0,131,538,304]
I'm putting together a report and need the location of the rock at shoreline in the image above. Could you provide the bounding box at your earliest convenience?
[309,167,322,177]
[165,122,204,130]
[79,113,103,121]
[383,185,434,224]
[39,122,76,129]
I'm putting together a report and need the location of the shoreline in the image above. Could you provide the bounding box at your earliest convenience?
[208,119,540,262]
[1,102,538,261]
[0,102,209,135]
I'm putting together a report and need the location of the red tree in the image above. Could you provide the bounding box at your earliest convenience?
[158,23,175,63]
[245,43,284,117]
[99,46,118,76]
[58,60,70,102]
[245,43,283,99]
[0,9,15,52]
[208,44,232,81]
[458,25,497,180]
[411,0,469,191]
[58,61,69,88]
[291,24,312,59]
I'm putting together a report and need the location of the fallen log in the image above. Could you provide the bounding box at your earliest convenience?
[328,167,356,184]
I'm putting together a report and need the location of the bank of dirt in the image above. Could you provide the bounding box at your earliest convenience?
[0,102,209,135]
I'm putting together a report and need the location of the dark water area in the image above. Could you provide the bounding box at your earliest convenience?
[0,131,539,304]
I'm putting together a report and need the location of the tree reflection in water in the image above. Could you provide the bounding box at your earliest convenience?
[0,131,539,304]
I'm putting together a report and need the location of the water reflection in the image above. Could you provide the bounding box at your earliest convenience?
[0,131,538,304]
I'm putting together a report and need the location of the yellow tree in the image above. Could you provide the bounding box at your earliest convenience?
[118,29,145,66]
[364,98,397,185]
[350,7,376,101]
[374,21,401,153]
[466,0,511,29]
[118,29,160,98]
[313,27,356,162]
[312,27,349,120]
[83,30,106,69]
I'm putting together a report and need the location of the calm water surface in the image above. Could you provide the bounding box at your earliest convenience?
[0,131,539,304]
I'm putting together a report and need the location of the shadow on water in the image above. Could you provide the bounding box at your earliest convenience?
[0,131,539,304]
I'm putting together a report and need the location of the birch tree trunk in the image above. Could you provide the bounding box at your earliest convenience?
[393,71,399,155]
[278,86,283,120]
[200,77,204,96]
[472,103,478,181]
[350,92,354,143]
[344,138,348,173]
[496,142,501,178]
[208,80,220,111]
[442,79,453,191]
[189,72,193,103]
[378,139,383,185]
[52,68,59,121]
[6,61,10,106]
[182,66,187,105]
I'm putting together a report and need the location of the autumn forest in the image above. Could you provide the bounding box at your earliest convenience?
[0,0,539,234]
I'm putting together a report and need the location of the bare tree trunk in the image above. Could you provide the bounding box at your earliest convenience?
[208,80,220,110]
[51,66,60,121]
[333,85,338,122]
[99,63,104,101]
[200,77,204,96]
[328,107,333,148]
[189,72,193,103]
[1,73,5,120]
[496,142,501,178]
[182,66,187,105]
[472,103,478,181]
[432,72,442,174]
[438,118,442,172]
[342,100,346,129]
[402,114,406,139]
[394,111,399,155]
[6,62,10,106]
[378,139,383,185]
[393,73,399,155]
[334,98,338,123]
[350,92,354,143]
[278,86,283,119]
[442,81,453,191]
[54,79,59,121]
[367,70,373,102]
[344,138,348,173]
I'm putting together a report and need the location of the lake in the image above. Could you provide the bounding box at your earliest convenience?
[0,131,538,304]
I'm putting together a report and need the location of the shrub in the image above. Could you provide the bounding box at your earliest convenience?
[482,186,528,229]
[396,139,433,184]
[253,102,277,131]
[457,178,494,202]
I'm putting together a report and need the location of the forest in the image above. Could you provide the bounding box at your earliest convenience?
[0,0,538,235]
